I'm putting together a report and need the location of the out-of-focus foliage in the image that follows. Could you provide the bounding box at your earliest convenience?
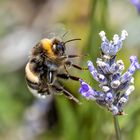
[0,0,140,140]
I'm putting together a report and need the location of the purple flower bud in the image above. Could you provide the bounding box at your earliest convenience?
[121,56,140,83]
[99,30,128,56]
[109,105,119,115]
[110,63,119,73]
[96,58,111,74]
[79,80,98,100]
[87,61,107,84]
[108,43,120,56]
[120,72,132,83]
[125,85,135,96]
[105,92,114,103]
[101,86,110,92]
[128,65,136,74]
[111,80,120,89]
[101,42,110,55]
[130,56,140,70]
[112,60,125,73]
[117,94,128,110]
[113,36,125,53]
[96,58,119,74]
[121,30,128,41]
[118,82,131,93]
[111,73,121,81]
[87,61,98,80]
[97,74,107,83]
[99,31,107,42]
[130,0,140,14]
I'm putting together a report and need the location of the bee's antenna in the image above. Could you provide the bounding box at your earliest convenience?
[64,38,81,45]
[62,30,69,39]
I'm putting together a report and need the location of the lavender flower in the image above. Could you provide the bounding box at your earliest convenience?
[130,0,140,14]
[79,30,140,115]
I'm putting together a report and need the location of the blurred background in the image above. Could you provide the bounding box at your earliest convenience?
[0,0,140,140]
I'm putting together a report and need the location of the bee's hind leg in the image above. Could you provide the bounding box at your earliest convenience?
[52,84,81,104]
[38,83,51,95]
[57,73,80,81]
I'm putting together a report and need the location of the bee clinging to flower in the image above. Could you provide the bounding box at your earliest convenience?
[25,36,86,103]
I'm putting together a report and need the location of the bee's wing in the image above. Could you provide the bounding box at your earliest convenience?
[42,25,70,40]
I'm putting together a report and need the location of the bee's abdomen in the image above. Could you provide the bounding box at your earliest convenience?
[25,63,39,83]
[26,77,39,90]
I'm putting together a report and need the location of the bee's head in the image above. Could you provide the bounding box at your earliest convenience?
[40,38,81,57]
[52,38,81,56]
[52,39,66,56]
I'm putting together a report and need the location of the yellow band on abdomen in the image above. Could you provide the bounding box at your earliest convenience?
[25,63,39,83]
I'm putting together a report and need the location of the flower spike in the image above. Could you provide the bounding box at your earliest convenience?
[79,30,140,115]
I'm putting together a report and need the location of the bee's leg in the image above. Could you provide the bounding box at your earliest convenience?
[71,64,88,70]
[58,54,86,61]
[52,84,80,104]
[64,65,69,74]
[38,83,51,95]
[57,73,80,81]
[67,54,87,58]
[38,88,51,95]
[65,60,88,70]
[67,55,81,58]
[40,70,55,84]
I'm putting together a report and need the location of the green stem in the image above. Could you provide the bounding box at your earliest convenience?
[113,116,121,140]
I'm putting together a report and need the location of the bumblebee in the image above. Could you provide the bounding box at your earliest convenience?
[25,37,85,103]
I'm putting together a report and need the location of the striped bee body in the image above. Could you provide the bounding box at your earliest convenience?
[25,37,83,103]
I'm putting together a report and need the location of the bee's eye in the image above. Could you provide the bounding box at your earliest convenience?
[52,43,65,55]
[57,44,64,51]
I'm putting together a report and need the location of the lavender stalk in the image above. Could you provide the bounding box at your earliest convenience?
[114,116,121,140]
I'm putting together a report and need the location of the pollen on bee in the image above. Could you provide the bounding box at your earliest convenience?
[41,38,52,50]
[41,38,55,57]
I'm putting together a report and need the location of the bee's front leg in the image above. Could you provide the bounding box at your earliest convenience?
[57,54,84,61]
[57,73,80,81]
[65,60,88,70]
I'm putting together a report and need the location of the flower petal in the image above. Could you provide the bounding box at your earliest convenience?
[105,92,114,103]
[109,105,119,115]
[121,56,140,83]
[79,79,97,100]
[87,61,107,84]
[130,56,140,70]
